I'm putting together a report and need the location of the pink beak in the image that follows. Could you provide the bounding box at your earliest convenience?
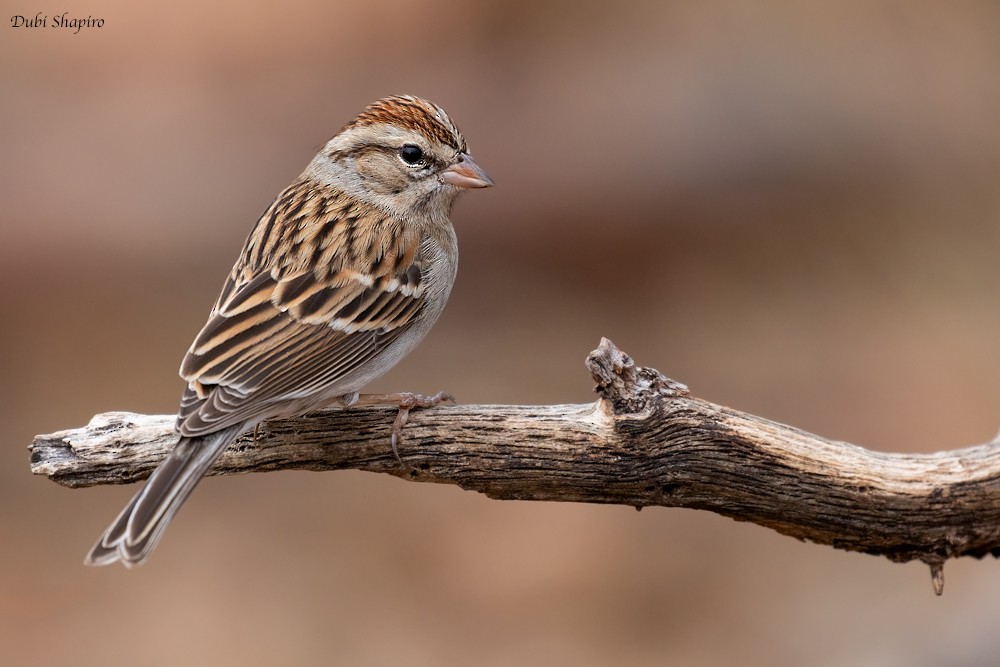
[440,153,494,189]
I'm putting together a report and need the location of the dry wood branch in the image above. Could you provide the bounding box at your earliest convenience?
[30,338,1000,593]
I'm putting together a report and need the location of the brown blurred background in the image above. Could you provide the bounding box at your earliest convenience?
[4,1,1000,665]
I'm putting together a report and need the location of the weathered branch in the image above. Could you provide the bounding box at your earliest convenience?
[30,338,1000,593]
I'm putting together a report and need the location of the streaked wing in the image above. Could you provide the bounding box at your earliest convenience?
[176,245,426,437]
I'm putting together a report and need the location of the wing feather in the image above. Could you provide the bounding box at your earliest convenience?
[176,226,426,436]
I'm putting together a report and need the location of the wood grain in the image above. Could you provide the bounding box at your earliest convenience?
[30,338,1000,593]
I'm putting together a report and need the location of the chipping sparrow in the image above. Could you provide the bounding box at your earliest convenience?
[85,95,493,567]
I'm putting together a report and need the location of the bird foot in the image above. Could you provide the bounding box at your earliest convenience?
[354,391,455,464]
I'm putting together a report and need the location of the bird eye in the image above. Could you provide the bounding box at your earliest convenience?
[399,144,425,166]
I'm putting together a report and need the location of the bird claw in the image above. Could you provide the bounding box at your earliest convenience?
[397,390,455,410]
[364,391,455,466]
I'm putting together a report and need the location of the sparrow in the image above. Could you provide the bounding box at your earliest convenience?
[85,95,493,567]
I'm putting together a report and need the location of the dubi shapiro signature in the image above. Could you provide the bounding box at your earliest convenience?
[11,12,105,34]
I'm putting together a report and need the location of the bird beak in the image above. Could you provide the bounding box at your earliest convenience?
[440,153,495,189]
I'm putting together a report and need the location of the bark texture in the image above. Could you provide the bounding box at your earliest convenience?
[30,338,1000,593]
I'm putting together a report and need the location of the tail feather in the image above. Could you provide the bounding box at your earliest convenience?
[84,423,249,567]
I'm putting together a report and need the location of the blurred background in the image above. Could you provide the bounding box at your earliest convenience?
[4,1,1000,664]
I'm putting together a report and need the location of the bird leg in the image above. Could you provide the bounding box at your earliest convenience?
[351,391,455,464]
